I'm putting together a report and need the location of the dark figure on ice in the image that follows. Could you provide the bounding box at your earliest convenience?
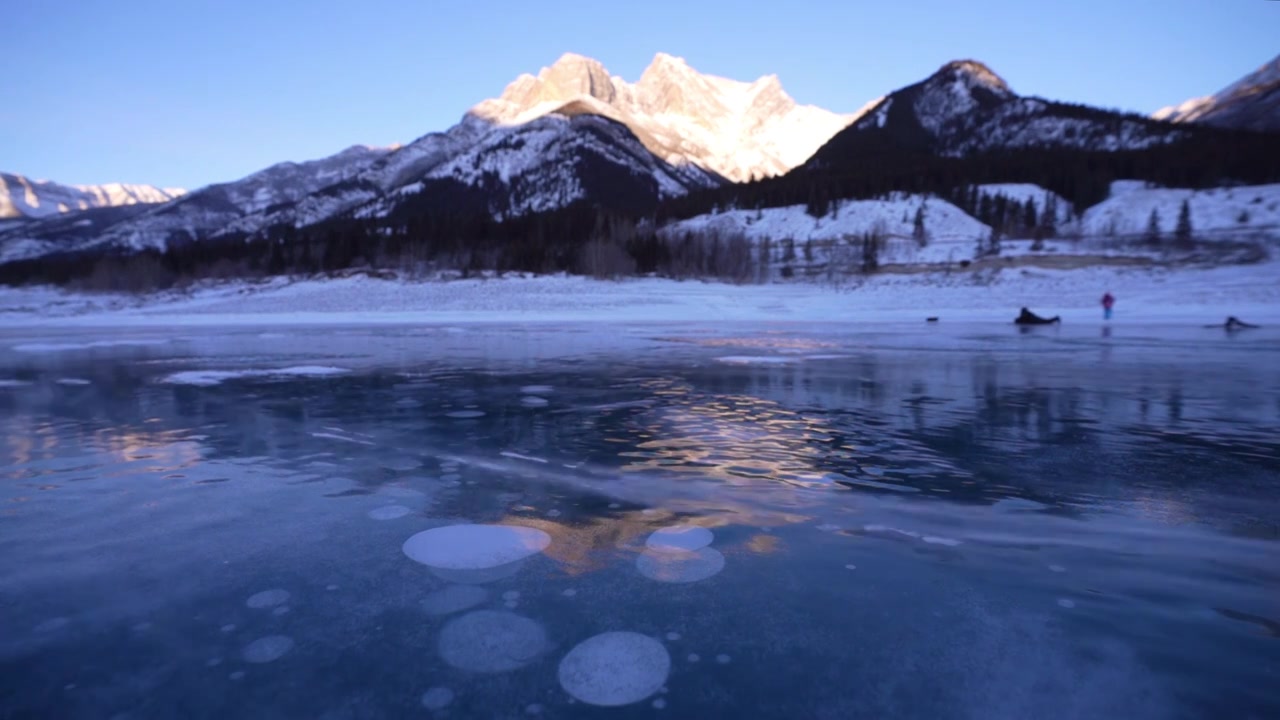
[1221,316,1260,331]
[1015,307,1061,325]
[1101,292,1115,320]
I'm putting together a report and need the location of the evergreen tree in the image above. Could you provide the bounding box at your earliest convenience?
[1022,198,1037,236]
[1145,209,1162,244]
[912,203,928,247]
[1175,199,1193,244]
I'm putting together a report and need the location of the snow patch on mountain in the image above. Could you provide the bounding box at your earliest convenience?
[0,173,184,219]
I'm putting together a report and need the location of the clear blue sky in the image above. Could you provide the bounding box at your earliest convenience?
[2,0,1275,190]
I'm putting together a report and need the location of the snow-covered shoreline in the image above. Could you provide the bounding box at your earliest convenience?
[3,259,1278,329]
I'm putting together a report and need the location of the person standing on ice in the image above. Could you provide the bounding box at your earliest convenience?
[1101,292,1115,320]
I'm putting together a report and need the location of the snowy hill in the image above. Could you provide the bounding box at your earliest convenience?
[472,52,863,183]
[1081,181,1280,238]
[807,60,1187,166]
[0,173,183,220]
[662,195,990,265]
[1154,54,1280,134]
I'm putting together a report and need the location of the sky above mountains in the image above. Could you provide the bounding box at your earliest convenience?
[3,0,1275,190]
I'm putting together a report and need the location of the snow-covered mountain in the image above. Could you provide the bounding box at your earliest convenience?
[356,114,718,222]
[0,173,184,219]
[0,145,396,260]
[473,52,863,183]
[1153,54,1280,134]
[807,60,1187,167]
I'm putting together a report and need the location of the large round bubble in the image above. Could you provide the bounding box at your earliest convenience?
[403,524,551,570]
[645,525,714,553]
[558,632,671,706]
[636,547,725,584]
[438,610,548,673]
[421,585,489,616]
[243,635,294,663]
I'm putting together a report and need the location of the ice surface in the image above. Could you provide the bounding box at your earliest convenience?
[421,585,488,616]
[558,631,671,707]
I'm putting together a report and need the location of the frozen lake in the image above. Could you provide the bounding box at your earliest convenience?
[1,322,1277,719]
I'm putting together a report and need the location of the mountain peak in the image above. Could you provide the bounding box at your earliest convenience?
[646,52,691,73]
[929,60,1014,97]
[539,52,616,103]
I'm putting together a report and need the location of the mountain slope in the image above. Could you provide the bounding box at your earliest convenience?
[472,52,862,182]
[0,146,395,260]
[356,114,718,223]
[1154,54,1280,133]
[806,60,1186,167]
[0,173,184,219]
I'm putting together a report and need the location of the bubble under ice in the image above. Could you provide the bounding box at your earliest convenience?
[636,547,726,584]
[246,589,290,609]
[368,505,413,520]
[438,610,548,673]
[421,585,489,616]
[646,525,714,553]
[558,631,671,707]
[402,524,551,570]
[420,687,454,710]
[242,635,294,663]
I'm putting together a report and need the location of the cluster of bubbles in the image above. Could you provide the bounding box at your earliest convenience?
[400,522,700,708]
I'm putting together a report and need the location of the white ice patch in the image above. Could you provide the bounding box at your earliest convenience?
[558,632,671,707]
[368,505,412,520]
[714,356,798,365]
[421,687,455,710]
[246,589,290,609]
[636,547,725,584]
[438,610,548,673]
[500,451,549,464]
[520,385,554,395]
[1057,598,1076,609]
[446,410,485,419]
[309,432,375,446]
[56,378,91,386]
[0,380,31,388]
[645,526,714,553]
[521,396,550,407]
[162,366,349,386]
[421,585,489,616]
[242,635,294,663]
[13,339,168,352]
[402,524,551,570]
